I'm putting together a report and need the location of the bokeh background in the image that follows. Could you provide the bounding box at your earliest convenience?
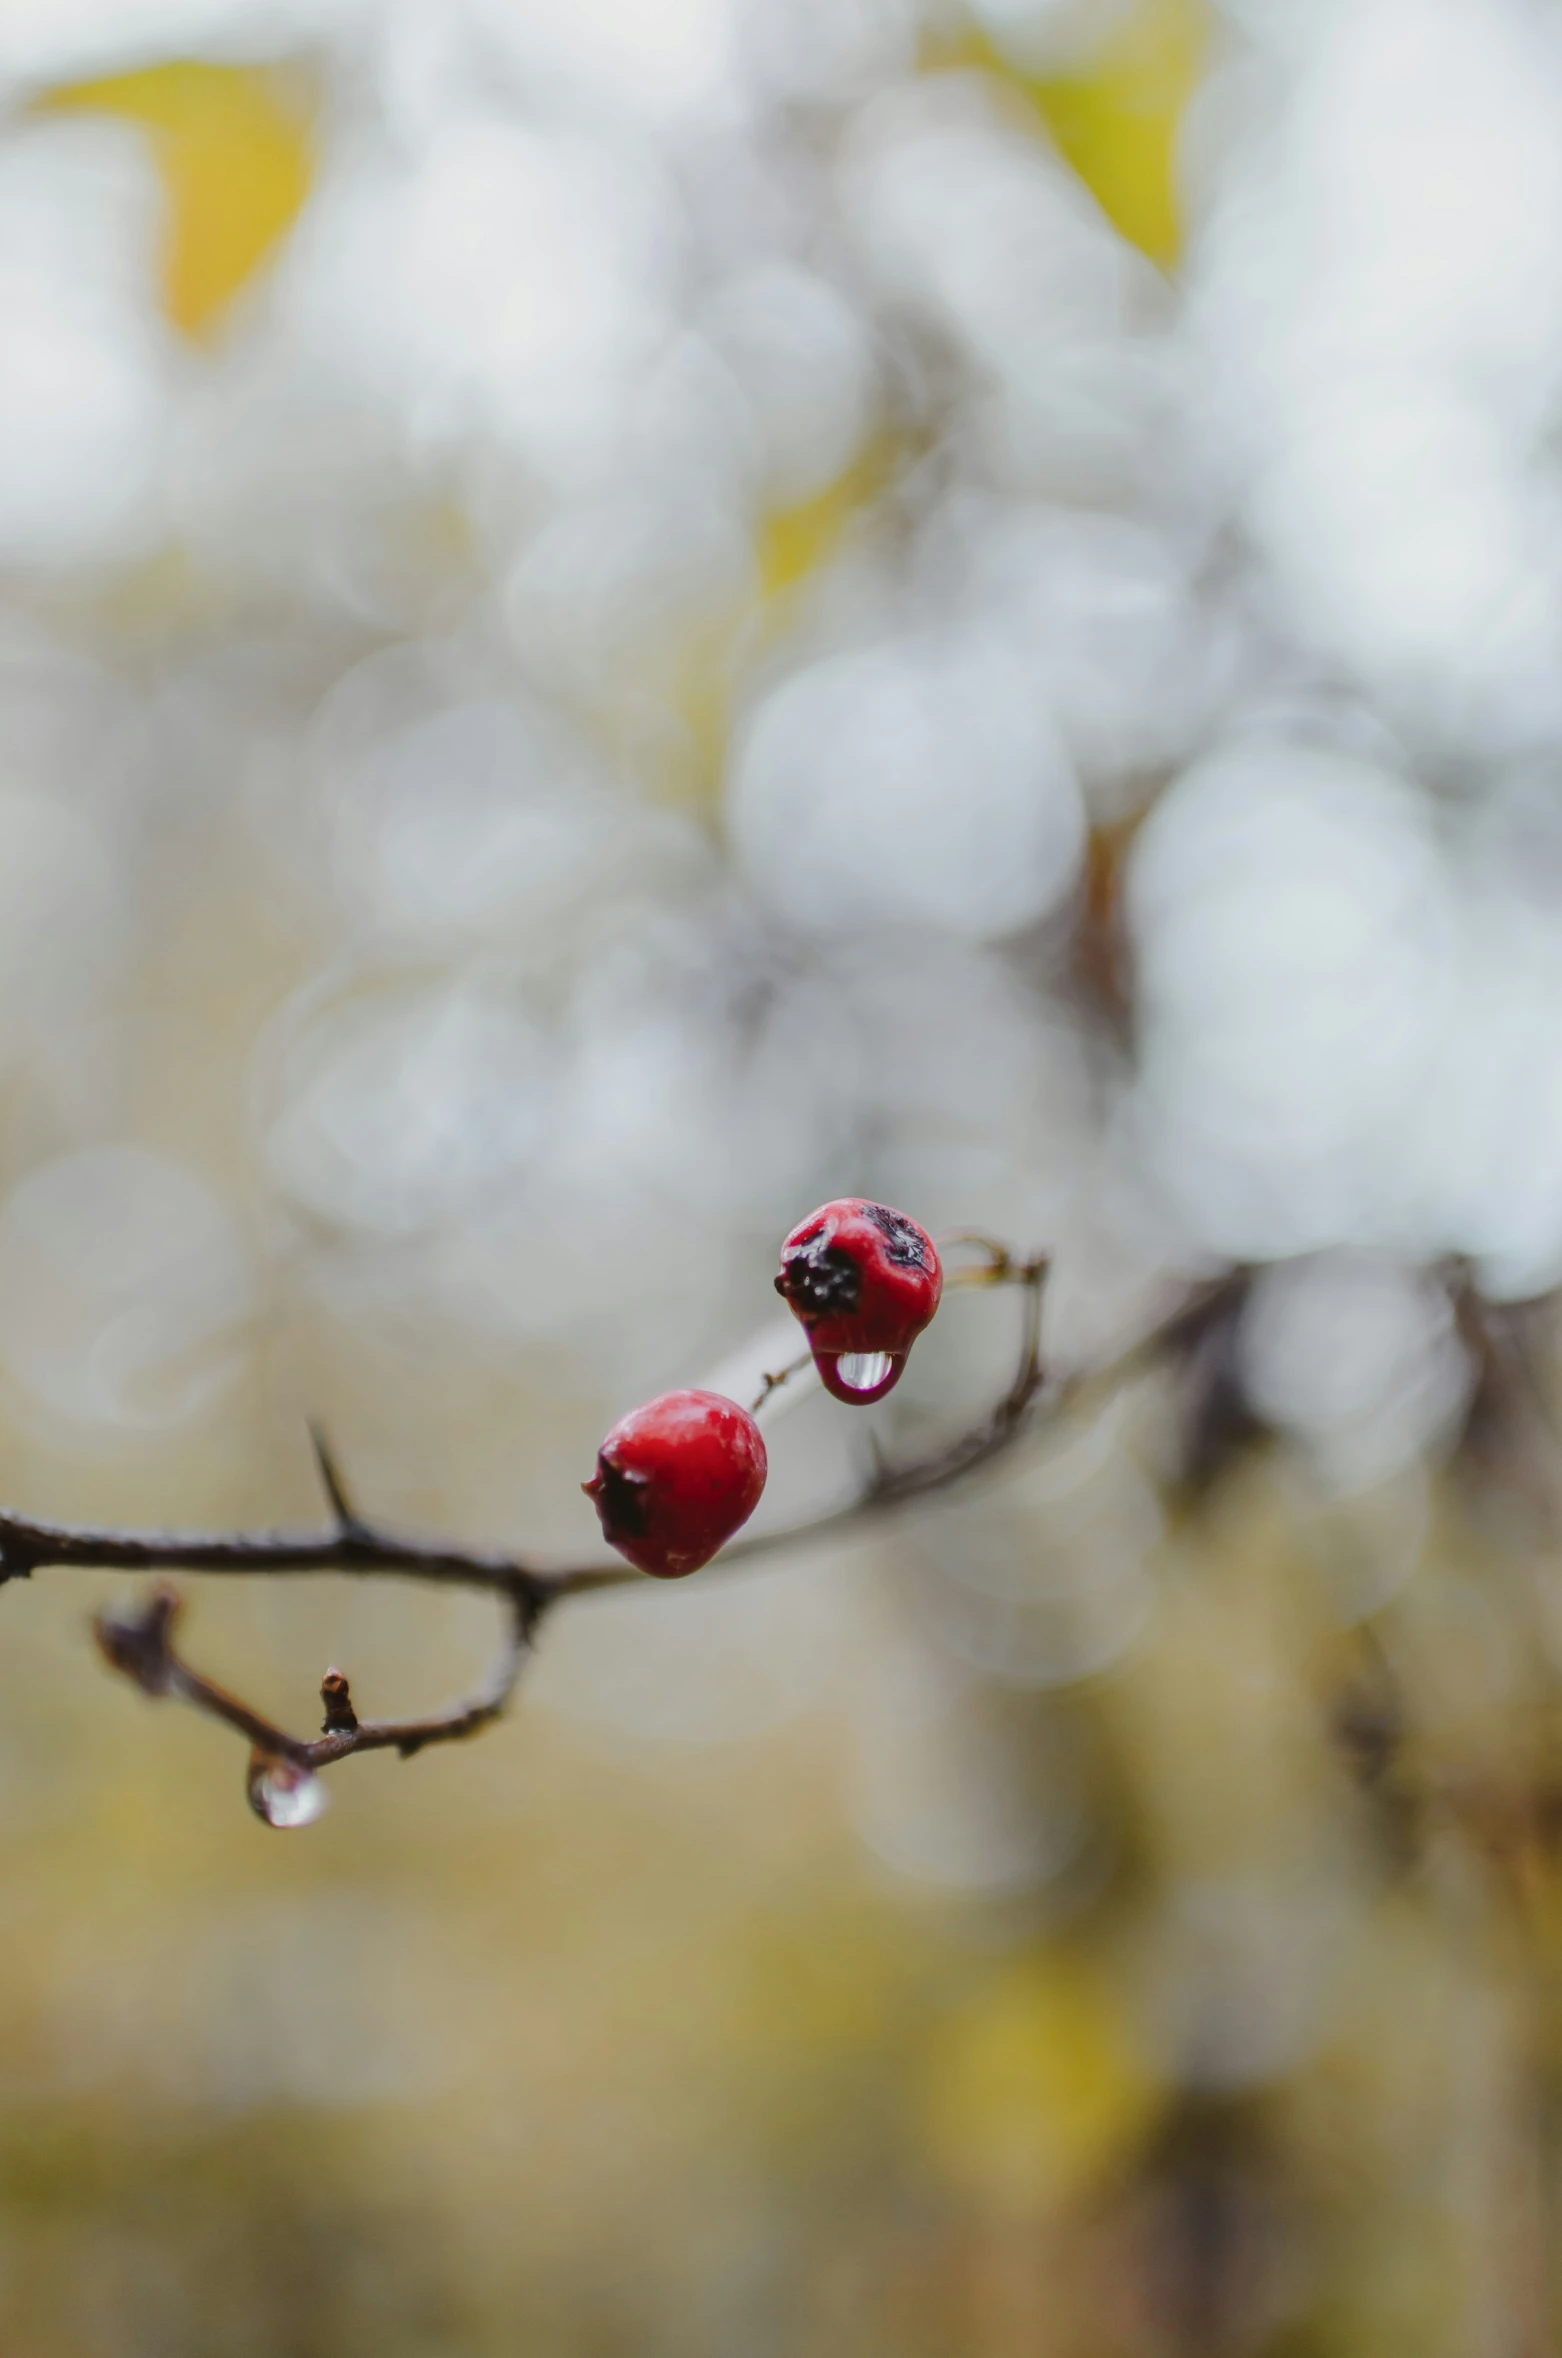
[4,0,1562,2348]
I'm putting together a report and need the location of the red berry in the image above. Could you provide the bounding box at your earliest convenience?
[583,1389,767,1578]
[775,1198,942,1403]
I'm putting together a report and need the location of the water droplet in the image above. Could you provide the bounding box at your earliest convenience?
[835,1352,894,1393]
[247,1748,328,1829]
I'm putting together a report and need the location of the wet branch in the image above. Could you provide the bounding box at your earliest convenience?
[95,1580,535,1822]
[5,1249,1230,1823]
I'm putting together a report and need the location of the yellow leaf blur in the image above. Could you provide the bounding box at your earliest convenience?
[41,61,313,336]
[919,1953,1165,2213]
[756,434,899,605]
[1033,0,1207,266]
[926,0,1209,268]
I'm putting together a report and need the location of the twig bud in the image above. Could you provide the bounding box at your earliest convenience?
[320,1666,359,1735]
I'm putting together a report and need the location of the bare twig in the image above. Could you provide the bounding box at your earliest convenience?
[548,1251,1214,1598]
[95,1580,534,1809]
[21,1245,1226,1819]
[0,1501,550,1596]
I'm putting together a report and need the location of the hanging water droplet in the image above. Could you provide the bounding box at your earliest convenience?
[246,1748,328,1829]
[835,1351,894,1393]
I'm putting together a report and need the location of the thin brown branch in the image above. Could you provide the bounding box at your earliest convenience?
[38,1245,1230,1819]
[681,1262,1238,1580]
[304,1604,531,1764]
[0,1254,1064,1604]
[0,1502,545,1595]
[96,1583,316,1761]
[95,1579,535,1821]
[550,1251,1077,1598]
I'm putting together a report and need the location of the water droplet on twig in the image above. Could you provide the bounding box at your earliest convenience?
[246,1748,328,1829]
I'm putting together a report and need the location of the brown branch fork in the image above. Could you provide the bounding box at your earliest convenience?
[0,1245,1222,1825]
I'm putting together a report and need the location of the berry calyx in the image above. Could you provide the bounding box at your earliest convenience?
[775,1199,942,1403]
[583,1389,767,1578]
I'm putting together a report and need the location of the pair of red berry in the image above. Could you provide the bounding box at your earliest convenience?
[584,1199,942,1578]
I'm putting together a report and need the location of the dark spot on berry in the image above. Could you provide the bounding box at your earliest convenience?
[861,1202,929,1269]
[777,1231,862,1317]
[594,1453,650,1537]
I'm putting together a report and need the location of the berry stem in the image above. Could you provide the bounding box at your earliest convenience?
[748,1350,815,1415]
[935,1233,1050,1288]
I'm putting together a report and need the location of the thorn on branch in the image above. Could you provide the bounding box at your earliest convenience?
[308,1420,365,1536]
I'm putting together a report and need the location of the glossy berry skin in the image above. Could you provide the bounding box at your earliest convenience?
[584,1389,767,1578]
[775,1199,942,1404]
